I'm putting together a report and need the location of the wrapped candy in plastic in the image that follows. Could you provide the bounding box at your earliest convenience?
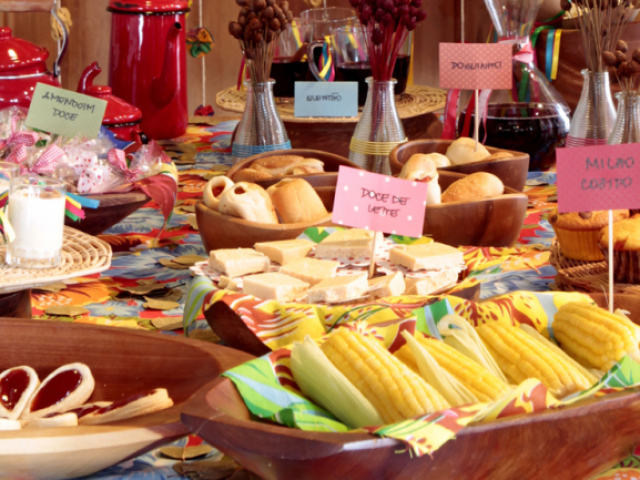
[128,141,166,180]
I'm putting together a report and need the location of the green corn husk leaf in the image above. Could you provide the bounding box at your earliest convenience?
[401,331,478,407]
[291,336,383,429]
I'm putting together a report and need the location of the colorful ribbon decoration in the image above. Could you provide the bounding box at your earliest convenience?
[319,35,335,82]
[107,148,142,183]
[64,193,100,222]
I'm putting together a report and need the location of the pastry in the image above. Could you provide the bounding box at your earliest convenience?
[405,269,459,295]
[389,243,464,271]
[0,366,40,420]
[208,248,270,278]
[445,137,491,165]
[368,271,406,298]
[279,257,340,286]
[218,275,240,291]
[24,412,78,429]
[398,155,442,205]
[231,168,274,184]
[243,272,310,302]
[218,182,279,224]
[315,229,380,260]
[287,159,325,175]
[599,215,640,282]
[441,172,504,203]
[483,151,514,162]
[0,418,21,430]
[267,178,329,224]
[251,155,306,175]
[79,388,173,425]
[307,273,369,303]
[549,207,629,262]
[203,176,234,211]
[21,363,94,420]
[254,239,315,265]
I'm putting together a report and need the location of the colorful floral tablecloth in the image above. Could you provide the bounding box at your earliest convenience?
[35,123,637,479]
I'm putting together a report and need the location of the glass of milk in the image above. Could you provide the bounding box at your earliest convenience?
[7,175,67,268]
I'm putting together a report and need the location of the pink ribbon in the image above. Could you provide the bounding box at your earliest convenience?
[107,149,141,183]
[442,41,536,141]
[6,144,28,166]
[24,145,64,175]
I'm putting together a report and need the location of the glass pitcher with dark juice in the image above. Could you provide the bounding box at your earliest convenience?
[270,20,313,98]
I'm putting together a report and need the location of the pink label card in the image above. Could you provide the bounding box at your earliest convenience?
[556,144,640,213]
[439,43,513,90]
[332,166,429,238]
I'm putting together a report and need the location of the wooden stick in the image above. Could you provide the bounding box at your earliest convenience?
[0,0,53,12]
[474,89,480,152]
[368,233,377,279]
[609,209,614,313]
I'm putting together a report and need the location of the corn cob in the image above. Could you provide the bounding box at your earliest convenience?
[400,331,478,406]
[291,337,384,428]
[396,334,511,403]
[476,322,595,398]
[553,302,640,371]
[321,328,450,424]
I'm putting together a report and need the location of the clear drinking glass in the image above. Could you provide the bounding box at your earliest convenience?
[271,19,314,98]
[7,175,67,268]
[608,92,640,145]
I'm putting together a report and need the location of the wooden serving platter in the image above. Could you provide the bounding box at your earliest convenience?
[65,192,150,236]
[389,139,530,192]
[182,372,640,480]
[0,318,252,480]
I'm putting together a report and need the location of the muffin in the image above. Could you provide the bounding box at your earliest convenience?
[599,215,640,283]
[549,207,629,262]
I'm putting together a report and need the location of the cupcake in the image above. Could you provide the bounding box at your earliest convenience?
[549,207,629,262]
[599,215,640,283]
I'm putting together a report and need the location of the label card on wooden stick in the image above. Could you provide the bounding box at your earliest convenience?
[556,144,640,213]
[439,43,513,90]
[26,83,107,139]
[332,166,429,239]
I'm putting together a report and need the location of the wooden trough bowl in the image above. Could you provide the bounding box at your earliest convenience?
[226,149,361,189]
[0,318,252,480]
[182,360,640,480]
[65,192,150,236]
[389,139,530,192]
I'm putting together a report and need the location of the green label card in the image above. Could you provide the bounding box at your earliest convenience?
[25,83,108,139]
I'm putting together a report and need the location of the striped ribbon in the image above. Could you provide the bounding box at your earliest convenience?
[0,190,7,210]
[24,144,63,175]
[349,137,408,156]
[319,35,335,82]
[232,141,292,159]
[0,209,15,244]
[291,19,303,49]
[183,276,217,336]
[64,192,100,222]
[237,57,247,90]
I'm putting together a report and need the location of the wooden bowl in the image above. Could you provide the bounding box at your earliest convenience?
[65,192,150,236]
[182,372,640,480]
[389,139,530,192]
[196,202,333,252]
[0,289,31,318]
[0,318,252,480]
[204,282,481,357]
[225,149,361,189]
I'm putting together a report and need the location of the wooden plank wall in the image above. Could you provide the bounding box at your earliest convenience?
[0,0,490,114]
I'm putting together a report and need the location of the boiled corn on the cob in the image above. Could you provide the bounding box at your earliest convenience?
[321,328,450,424]
[477,322,595,398]
[396,334,511,403]
[553,303,640,371]
[291,337,384,428]
[400,331,478,406]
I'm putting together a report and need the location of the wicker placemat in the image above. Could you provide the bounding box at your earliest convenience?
[550,239,640,295]
[215,84,447,123]
[0,227,112,294]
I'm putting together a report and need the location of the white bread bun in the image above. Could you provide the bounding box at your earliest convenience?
[232,168,274,183]
[252,155,305,175]
[203,176,234,211]
[267,178,329,224]
[441,172,504,203]
[483,151,514,162]
[399,155,438,182]
[286,158,325,175]
[219,182,279,224]
[445,138,491,165]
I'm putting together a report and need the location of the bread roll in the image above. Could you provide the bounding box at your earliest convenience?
[252,155,305,175]
[219,182,279,224]
[232,168,274,183]
[267,178,329,223]
[286,158,325,175]
[203,176,234,211]
[483,151,514,162]
[441,172,504,203]
[445,137,491,165]
[399,154,441,205]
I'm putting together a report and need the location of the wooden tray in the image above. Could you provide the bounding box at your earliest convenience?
[550,240,640,295]
[182,366,640,480]
[389,139,530,192]
[0,227,112,294]
[225,149,361,189]
[204,282,481,357]
[0,318,252,480]
[65,192,150,236]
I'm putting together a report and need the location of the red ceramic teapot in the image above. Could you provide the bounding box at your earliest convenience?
[0,26,65,110]
[107,0,189,140]
[77,62,144,143]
